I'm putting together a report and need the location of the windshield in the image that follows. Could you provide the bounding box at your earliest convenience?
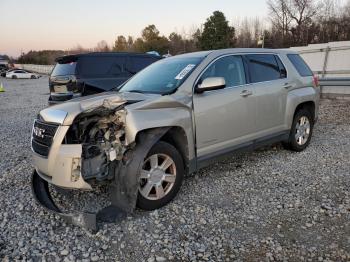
[119,57,202,94]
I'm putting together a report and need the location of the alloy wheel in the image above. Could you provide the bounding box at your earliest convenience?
[295,116,311,146]
[139,153,177,201]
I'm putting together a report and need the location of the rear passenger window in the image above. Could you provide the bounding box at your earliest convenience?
[78,56,126,78]
[287,54,313,77]
[126,57,157,74]
[201,55,246,87]
[246,54,281,83]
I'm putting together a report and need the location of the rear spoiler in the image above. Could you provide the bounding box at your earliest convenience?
[55,55,78,64]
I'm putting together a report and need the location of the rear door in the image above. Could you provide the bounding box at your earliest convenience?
[193,55,256,158]
[245,54,288,137]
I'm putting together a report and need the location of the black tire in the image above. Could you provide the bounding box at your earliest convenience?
[12,75,17,79]
[137,141,184,211]
[283,109,314,152]
[31,75,36,79]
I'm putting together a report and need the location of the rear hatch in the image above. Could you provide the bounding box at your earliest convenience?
[49,55,80,103]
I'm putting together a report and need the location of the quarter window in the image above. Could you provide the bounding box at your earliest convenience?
[200,55,246,87]
[287,54,313,77]
[246,54,282,83]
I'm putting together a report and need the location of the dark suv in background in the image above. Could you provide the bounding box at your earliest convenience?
[48,52,160,104]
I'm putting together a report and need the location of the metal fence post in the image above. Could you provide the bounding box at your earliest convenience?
[322,47,331,78]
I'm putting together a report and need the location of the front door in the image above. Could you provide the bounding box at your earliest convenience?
[193,55,256,158]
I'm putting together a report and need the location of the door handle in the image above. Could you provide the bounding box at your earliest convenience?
[240,90,253,97]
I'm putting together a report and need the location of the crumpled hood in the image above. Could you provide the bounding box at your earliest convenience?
[39,92,161,125]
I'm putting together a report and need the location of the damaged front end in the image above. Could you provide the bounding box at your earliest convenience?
[74,108,128,184]
[31,98,169,231]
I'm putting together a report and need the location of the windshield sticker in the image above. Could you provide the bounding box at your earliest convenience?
[175,64,196,80]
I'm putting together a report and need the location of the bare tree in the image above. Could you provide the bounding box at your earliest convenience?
[345,0,350,17]
[94,40,110,52]
[235,16,265,48]
[236,17,253,47]
[287,0,321,45]
[267,0,292,46]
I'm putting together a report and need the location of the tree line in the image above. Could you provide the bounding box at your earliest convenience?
[14,0,350,65]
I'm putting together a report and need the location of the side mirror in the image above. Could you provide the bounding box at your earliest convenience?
[196,77,226,93]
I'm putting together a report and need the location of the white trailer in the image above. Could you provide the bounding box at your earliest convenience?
[290,41,350,98]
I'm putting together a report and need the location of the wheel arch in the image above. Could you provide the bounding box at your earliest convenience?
[135,126,192,174]
[293,101,316,122]
[285,87,318,129]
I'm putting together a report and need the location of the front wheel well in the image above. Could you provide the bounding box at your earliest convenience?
[294,101,315,122]
[134,127,189,173]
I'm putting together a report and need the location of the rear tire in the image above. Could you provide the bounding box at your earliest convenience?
[283,109,314,152]
[137,141,184,211]
[12,75,17,79]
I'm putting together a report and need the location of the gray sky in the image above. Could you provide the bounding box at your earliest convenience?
[0,0,268,57]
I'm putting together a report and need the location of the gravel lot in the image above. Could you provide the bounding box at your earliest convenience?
[0,77,349,261]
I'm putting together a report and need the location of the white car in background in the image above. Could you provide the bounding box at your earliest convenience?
[6,69,40,79]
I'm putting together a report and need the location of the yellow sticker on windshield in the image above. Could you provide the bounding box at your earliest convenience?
[175,64,196,80]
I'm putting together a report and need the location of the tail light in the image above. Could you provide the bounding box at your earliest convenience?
[312,75,320,88]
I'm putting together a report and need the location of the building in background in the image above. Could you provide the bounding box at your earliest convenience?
[0,55,9,66]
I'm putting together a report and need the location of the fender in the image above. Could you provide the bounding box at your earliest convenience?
[123,95,196,168]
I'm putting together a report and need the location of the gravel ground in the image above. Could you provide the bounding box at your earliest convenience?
[0,77,349,261]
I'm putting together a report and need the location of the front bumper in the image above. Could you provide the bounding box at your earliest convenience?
[32,125,91,190]
[31,127,170,231]
[31,123,128,232]
[31,170,97,230]
[31,170,128,232]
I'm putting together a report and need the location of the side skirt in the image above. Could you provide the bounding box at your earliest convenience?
[196,131,289,170]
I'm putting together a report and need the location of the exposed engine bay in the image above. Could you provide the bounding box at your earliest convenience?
[68,108,129,184]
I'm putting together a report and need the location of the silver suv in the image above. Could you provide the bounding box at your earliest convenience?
[31,49,320,229]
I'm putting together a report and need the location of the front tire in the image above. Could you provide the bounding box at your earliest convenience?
[31,75,36,79]
[283,109,314,152]
[12,75,17,79]
[137,141,184,210]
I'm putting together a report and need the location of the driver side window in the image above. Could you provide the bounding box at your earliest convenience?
[201,55,246,88]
